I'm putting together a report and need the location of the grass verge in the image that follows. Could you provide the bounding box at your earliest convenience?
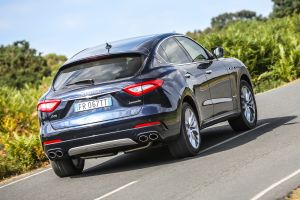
[283,187,300,200]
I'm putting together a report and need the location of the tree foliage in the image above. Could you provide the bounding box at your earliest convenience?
[271,0,300,18]
[0,41,51,88]
[211,10,264,30]
[44,53,67,72]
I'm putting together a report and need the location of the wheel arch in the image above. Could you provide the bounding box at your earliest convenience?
[235,71,255,114]
[182,95,201,125]
[240,74,253,89]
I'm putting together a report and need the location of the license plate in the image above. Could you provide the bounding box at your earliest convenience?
[74,97,112,112]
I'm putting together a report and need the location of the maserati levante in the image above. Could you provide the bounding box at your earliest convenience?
[37,33,257,177]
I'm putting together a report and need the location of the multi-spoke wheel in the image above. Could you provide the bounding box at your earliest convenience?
[229,80,257,132]
[168,102,201,158]
[241,85,256,123]
[185,107,201,149]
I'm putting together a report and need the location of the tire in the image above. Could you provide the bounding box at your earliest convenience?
[168,102,201,158]
[228,80,257,132]
[50,157,85,177]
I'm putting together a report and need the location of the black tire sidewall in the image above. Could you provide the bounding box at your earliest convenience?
[51,157,84,177]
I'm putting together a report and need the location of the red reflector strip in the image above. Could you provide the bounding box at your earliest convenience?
[43,139,62,145]
[134,121,161,128]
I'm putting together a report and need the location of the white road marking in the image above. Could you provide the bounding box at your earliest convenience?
[0,168,52,189]
[94,181,138,200]
[250,168,300,200]
[200,123,268,154]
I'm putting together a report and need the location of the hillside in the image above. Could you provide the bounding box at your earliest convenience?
[187,14,300,92]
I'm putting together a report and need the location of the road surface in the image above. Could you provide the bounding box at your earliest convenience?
[1,80,300,200]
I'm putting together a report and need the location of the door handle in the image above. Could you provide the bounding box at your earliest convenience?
[205,70,212,74]
[185,72,191,78]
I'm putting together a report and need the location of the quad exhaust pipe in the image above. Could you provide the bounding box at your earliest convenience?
[138,135,149,143]
[138,133,159,143]
[56,150,63,158]
[149,133,159,141]
[48,149,64,159]
[48,151,56,159]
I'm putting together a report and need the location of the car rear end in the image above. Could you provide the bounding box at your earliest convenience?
[38,53,171,160]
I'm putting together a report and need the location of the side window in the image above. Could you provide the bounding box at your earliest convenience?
[157,46,169,62]
[158,38,191,64]
[176,37,209,61]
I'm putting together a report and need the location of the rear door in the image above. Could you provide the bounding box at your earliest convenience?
[46,55,144,130]
[175,36,213,120]
[176,36,233,118]
[158,37,212,121]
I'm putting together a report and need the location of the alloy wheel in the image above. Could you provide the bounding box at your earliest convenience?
[241,86,256,123]
[184,108,200,149]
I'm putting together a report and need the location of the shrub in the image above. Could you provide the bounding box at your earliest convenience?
[0,78,52,179]
[189,15,300,92]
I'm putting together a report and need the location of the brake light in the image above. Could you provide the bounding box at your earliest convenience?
[43,139,62,145]
[38,99,61,112]
[134,121,161,128]
[123,79,164,96]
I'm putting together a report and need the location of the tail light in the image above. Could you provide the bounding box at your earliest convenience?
[123,79,164,96]
[38,99,61,112]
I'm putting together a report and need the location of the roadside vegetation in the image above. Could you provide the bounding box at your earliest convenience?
[187,14,300,93]
[0,41,66,179]
[283,187,300,200]
[0,0,300,180]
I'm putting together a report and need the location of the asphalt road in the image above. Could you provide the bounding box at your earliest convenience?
[1,80,300,200]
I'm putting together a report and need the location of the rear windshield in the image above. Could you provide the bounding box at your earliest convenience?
[53,55,143,90]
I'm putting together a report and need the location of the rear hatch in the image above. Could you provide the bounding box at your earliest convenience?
[46,54,144,130]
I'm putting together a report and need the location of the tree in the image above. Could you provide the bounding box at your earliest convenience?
[271,0,300,18]
[211,10,264,30]
[44,53,67,72]
[0,41,51,88]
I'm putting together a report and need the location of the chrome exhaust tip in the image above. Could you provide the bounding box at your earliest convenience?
[56,150,63,158]
[149,133,159,141]
[48,151,56,159]
[138,135,149,142]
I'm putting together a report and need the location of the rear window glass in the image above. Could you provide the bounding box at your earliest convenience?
[53,55,143,90]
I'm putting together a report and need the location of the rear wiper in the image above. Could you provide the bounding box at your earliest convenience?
[66,79,94,86]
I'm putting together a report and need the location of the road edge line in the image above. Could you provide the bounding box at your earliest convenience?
[0,168,52,190]
[250,168,300,200]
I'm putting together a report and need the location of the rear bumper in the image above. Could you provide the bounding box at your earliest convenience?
[42,121,170,160]
[41,105,181,160]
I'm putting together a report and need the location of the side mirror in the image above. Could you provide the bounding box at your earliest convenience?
[211,47,224,58]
